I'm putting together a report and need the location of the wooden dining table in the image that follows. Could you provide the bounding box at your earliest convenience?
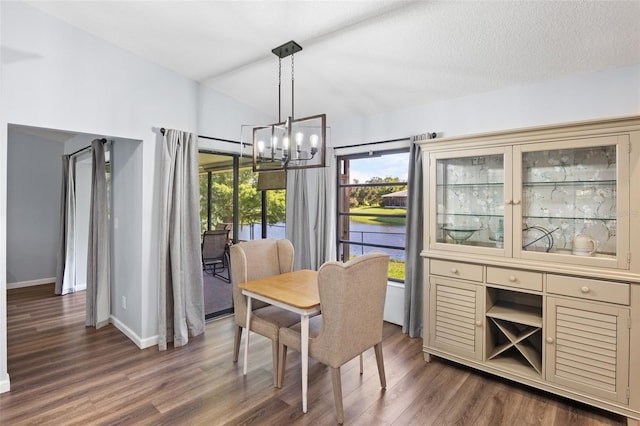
[239,269,320,413]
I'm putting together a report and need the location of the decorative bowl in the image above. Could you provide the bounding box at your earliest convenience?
[442,227,480,244]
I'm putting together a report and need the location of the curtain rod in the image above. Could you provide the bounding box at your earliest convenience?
[160,128,243,145]
[68,138,107,158]
[335,132,436,150]
[335,137,409,150]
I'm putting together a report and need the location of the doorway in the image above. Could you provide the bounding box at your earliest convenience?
[198,151,287,319]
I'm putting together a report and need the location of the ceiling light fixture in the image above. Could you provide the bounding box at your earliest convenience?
[252,40,326,172]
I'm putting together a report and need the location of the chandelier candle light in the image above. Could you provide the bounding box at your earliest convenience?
[252,40,326,172]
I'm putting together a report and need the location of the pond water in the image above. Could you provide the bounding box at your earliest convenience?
[239,222,406,261]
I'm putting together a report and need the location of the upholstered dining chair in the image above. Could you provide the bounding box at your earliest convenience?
[229,238,301,387]
[277,252,390,424]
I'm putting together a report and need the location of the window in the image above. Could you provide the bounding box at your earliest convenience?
[199,152,286,241]
[337,150,409,281]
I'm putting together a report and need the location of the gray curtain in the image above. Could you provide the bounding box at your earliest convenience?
[158,129,204,350]
[55,155,78,296]
[285,147,337,270]
[86,139,111,328]
[403,142,423,338]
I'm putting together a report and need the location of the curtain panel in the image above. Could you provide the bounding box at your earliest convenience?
[86,139,111,328]
[158,129,205,350]
[403,142,424,338]
[55,155,75,295]
[285,147,337,271]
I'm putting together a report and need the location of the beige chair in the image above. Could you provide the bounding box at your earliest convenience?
[278,252,390,424]
[229,239,301,387]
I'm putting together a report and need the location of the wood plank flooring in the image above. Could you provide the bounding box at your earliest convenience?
[0,284,627,425]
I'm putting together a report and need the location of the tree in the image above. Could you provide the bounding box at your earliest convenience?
[199,168,287,232]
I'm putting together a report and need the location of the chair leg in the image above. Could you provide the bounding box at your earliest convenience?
[330,367,345,424]
[277,343,287,388]
[233,325,242,363]
[374,342,386,389]
[271,340,279,388]
[359,353,363,375]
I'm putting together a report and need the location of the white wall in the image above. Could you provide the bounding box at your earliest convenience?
[6,127,63,284]
[0,0,198,346]
[0,1,278,393]
[332,65,640,146]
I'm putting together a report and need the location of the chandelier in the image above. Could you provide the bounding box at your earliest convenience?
[252,40,326,172]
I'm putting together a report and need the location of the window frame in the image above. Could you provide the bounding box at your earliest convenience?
[336,148,409,283]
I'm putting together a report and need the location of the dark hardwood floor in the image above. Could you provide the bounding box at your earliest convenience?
[1,284,627,425]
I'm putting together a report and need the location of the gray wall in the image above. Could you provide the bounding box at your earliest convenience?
[6,127,63,283]
[110,139,143,334]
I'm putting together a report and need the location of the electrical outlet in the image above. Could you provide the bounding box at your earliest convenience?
[122,296,127,310]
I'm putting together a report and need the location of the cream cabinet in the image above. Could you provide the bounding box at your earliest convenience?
[429,134,629,270]
[420,116,640,425]
[546,295,629,404]
[428,275,483,361]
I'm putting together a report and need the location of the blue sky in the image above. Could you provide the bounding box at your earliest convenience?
[348,152,409,183]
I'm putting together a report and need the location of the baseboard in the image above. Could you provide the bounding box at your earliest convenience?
[6,277,55,290]
[110,315,158,349]
[0,373,10,394]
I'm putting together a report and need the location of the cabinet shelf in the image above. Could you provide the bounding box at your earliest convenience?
[486,317,543,376]
[523,180,615,187]
[436,182,504,188]
[486,301,542,327]
[486,290,543,377]
[523,215,616,221]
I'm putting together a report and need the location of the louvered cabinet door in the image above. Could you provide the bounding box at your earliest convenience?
[428,277,483,361]
[546,297,630,404]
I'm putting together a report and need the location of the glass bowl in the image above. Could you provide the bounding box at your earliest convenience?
[442,227,480,244]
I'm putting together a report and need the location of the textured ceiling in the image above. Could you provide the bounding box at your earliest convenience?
[26,0,640,123]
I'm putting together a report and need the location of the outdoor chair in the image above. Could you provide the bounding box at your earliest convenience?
[201,229,230,282]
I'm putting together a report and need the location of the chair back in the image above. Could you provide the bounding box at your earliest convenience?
[229,239,295,325]
[314,252,390,368]
[202,230,228,261]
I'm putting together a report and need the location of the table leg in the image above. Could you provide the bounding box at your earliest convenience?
[243,297,252,375]
[301,314,309,413]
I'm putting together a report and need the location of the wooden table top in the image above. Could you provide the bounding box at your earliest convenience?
[239,269,319,309]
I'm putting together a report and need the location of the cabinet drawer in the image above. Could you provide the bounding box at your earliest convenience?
[430,259,482,282]
[547,275,629,305]
[487,267,542,292]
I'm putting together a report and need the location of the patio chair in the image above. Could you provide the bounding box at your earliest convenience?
[201,229,230,282]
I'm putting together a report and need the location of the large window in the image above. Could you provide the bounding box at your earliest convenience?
[199,152,286,241]
[337,150,409,281]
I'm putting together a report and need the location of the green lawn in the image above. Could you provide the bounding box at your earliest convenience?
[349,206,406,226]
[389,259,405,280]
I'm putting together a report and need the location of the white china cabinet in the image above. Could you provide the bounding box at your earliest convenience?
[419,116,640,425]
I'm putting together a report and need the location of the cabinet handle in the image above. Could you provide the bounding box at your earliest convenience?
[580,286,590,294]
[508,275,517,282]
[546,337,554,344]
[513,200,521,205]
[505,200,512,205]
[475,320,482,327]
[451,268,458,274]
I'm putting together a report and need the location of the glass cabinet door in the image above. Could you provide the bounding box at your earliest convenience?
[430,147,511,254]
[514,136,629,269]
